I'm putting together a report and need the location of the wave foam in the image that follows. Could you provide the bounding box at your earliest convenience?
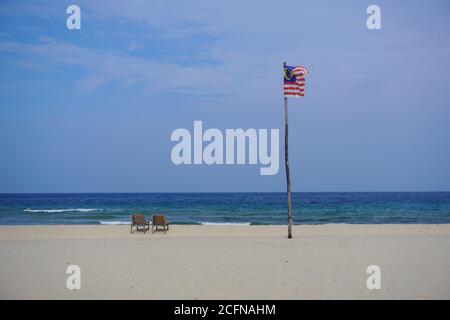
[99,221,130,225]
[24,208,102,213]
[200,222,251,226]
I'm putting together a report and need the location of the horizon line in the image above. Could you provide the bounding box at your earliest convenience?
[1,191,449,194]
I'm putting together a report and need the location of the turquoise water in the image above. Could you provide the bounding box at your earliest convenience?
[0,192,449,225]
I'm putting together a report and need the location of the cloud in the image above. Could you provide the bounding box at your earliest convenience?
[0,37,248,94]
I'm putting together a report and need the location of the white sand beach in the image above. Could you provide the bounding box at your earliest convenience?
[0,224,449,299]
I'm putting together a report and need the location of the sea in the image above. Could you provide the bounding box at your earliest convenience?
[0,192,449,225]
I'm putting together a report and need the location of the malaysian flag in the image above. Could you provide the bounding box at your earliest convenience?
[284,65,309,97]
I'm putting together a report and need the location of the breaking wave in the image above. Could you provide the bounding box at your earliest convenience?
[200,222,251,226]
[24,208,102,213]
[99,221,130,225]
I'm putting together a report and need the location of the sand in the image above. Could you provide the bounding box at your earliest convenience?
[0,224,449,299]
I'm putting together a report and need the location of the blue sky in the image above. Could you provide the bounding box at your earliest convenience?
[0,0,449,192]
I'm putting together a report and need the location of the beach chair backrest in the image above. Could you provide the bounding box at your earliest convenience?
[132,214,145,225]
[153,214,166,225]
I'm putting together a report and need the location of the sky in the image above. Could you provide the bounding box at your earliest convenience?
[0,0,449,192]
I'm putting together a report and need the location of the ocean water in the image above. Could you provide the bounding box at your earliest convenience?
[0,192,449,225]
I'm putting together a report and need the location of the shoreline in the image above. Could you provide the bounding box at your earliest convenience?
[1,224,450,240]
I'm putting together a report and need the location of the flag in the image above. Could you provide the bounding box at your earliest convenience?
[284,65,309,97]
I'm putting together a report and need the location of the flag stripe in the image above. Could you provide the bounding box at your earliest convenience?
[284,88,304,91]
[284,93,304,97]
[284,83,304,87]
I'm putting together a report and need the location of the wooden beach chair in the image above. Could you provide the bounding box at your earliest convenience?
[130,214,150,233]
[152,214,170,233]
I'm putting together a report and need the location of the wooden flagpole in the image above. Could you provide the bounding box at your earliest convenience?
[284,62,293,239]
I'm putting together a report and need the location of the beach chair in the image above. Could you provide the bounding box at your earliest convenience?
[130,214,150,233]
[152,214,170,233]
